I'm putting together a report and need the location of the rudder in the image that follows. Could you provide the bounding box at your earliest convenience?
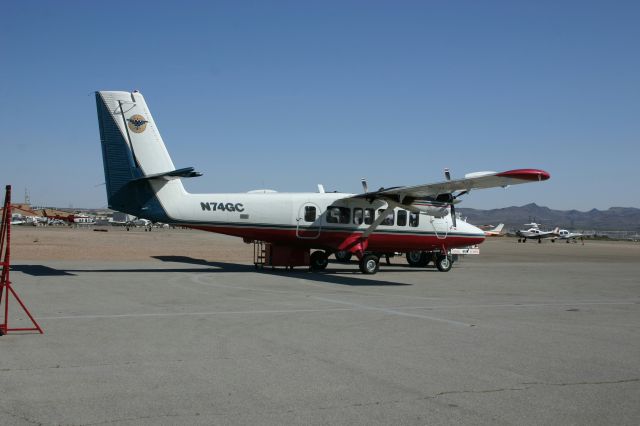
[95,91,175,221]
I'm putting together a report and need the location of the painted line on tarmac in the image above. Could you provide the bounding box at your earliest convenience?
[36,307,357,321]
[397,301,638,310]
[312,296,474,327]
[36,301,636,322]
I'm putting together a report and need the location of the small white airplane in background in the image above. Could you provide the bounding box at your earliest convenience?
[553,229,584,243]
[11,215,26,225]
[483,223,505,236]
[131,218,152,227]
[517,223,559,243]
[95,90,550,274]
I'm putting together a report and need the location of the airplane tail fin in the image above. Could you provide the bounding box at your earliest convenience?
[493,223,504,233]
[95,91,193,221]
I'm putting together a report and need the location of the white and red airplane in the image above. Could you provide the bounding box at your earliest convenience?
[95,90,550,274]
[482,223,505,236]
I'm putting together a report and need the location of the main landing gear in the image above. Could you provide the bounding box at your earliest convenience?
[308,250,455,275]
[334,250,353,263]
[406,251,431,267]
[309,251,329,271]
[359,254,380,274]
[310,250,381,274]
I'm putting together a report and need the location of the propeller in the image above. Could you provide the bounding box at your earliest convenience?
[446,190,469,228]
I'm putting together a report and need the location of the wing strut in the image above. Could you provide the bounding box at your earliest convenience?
[362,204,395,238]
[340,203,396,259]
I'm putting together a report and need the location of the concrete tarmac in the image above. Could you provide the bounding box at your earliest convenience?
[1,239,639,425]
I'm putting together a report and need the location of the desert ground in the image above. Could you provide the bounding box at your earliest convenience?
[8,225,640,263]
[1,226,639,425]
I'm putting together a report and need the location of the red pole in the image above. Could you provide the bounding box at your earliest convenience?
[0,185,10,335]
[0,185,43,335]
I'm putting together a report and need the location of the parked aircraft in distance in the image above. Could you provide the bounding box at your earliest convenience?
[10,215,26,226]
[483,223,505,237]
[553,229,584,243]
[95,90,550,274]
[517,223,559,243]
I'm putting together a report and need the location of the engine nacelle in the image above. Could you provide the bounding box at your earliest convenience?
[404,201,449,218]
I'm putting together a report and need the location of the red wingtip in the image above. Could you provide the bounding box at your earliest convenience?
[496,169,550,181]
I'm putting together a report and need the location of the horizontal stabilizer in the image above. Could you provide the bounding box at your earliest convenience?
[134,167,202,182]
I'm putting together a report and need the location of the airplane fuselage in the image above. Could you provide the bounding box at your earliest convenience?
[149,182,485,253]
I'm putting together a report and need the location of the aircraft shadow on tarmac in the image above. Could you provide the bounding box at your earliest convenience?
[10,265,77,276]
[10,256,426,286]
[151,256,413,287]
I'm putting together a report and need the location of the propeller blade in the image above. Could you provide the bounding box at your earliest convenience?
[451,202,457,228]
[454,190,469,199]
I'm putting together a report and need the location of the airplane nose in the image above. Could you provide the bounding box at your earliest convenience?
[461,221,486,240]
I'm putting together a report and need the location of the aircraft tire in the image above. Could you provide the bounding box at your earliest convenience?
[359,254,379,275]
[310,251,329,271]
[406,251,430,267]
[435,255,453,272]
[334,250,353,263]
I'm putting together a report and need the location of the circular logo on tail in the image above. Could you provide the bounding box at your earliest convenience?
[127,114,148,133]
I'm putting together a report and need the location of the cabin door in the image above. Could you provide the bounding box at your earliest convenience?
[431,216,450,239]
[296,202,321,239]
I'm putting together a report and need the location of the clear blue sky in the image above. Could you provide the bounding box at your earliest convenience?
[1,1,638,210]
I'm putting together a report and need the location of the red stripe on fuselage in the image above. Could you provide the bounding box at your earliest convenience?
[186,224,485,252]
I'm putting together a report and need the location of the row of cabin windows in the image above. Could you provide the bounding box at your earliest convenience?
[304,206,419,227]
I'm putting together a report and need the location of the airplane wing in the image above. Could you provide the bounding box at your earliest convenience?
[349,169,550,202]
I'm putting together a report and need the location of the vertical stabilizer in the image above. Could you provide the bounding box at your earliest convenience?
[95,91,180,221]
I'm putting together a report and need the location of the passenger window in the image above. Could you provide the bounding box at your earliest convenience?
[378,209,394,226]
[409,212,419,227]
[353,208,363,225]
[397,210,407,226]
[364,208,374,225]
[304,206,316,222]
[326,206,351,224]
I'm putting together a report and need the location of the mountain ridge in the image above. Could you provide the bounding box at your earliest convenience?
[458,204,640,231]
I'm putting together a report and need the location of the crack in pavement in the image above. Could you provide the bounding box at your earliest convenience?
[0,405,45,426]
[521,378,639,387]
[3,378,638,425]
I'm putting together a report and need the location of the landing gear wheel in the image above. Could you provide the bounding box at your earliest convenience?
[310,251,328,271]
[435,255,453,272]
[334,250,353,263]
[406,251,430,267]
[359,254,380,275]
[538,239,542,244]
